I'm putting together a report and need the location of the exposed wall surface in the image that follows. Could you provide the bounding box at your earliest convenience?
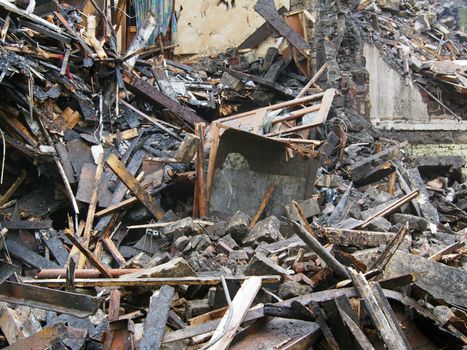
[174,0,290,56]
[364,43,431,122]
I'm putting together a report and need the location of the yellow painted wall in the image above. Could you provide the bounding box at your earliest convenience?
[174,0,290,56]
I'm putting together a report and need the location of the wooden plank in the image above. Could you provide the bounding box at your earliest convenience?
[124,75,205,127]
[40,232,69,267]
[3,323,83,350]
[55,144,75,184]
[372,283,412,350]
[0,306,28,345]
[356,190,419,230]
[266,89,336,137]
[163,305,265,344]
[78,152,105,269]
[348,268,410,350]
[124,15,156,68]
[206,122,220,210]
[309,301,340,350]
[238,6,288,49]
[293,222,349,278]
[369,224,409,271]
[254,0,311,56]
[0,170,27,206]
[6,240,60,269]
[106,153,165,220]
[335,297,375,350]
[207,276,262,350]
[249,183,275,228]
[429,241,465,262]
[102,237,126,267]
[26,275,281,288]
[193,123,207,217]
[119,100,182,141]
[140,286,175,350]
[319,227,394,248]
[64,232,112,278]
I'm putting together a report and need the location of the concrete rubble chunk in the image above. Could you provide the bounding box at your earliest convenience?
[164,217,194,240]
[121,257,196,279]
[390,213,430,232]
[226,211,250,243]
[385,251,467,307]
[219,234,239,250]
[366,216,392,232]
[285,198,320,221]
[245,253,291,276]
[278,281,313,300]
[229,250,249,261]
[185,299,211,319]
[243,216,284,246]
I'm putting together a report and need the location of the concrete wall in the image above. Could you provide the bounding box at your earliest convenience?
[174,0,290,56]
[364,43,432,122]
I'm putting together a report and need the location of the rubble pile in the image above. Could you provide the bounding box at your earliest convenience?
[354,0,467,117]
[0,0,464,350]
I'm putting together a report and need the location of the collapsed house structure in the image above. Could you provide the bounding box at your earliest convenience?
[0,0,464,349]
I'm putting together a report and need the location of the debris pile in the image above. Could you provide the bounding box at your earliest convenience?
[354,0,467,118]
[0,1,464,350]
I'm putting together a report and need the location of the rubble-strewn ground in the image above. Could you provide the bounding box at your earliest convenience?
[0,0,464,349]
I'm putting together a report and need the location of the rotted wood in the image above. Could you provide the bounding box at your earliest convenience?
[106,153,165,220]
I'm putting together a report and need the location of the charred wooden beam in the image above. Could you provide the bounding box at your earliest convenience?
[254,0,311,56]
[123,75,205,127]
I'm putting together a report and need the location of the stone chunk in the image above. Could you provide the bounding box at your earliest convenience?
[245,253,290,276]
[219,234,239,250]
[204,220,227,240]
[366,217,392,232]
[164,217,194,240]
[174,236,190,252]
[278,281,312,300]
[122,257,195,279]
[390,213,430,232]
[185,299,211,319]
[229,250,249,261]
[191,234,212,251]
[221,72,243,92]
[226,211,250,242]
[243,216,284,246]
[285,199,320,221]
[215,241,233,255]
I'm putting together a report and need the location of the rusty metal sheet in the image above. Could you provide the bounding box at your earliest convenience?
[209,128,319,218]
